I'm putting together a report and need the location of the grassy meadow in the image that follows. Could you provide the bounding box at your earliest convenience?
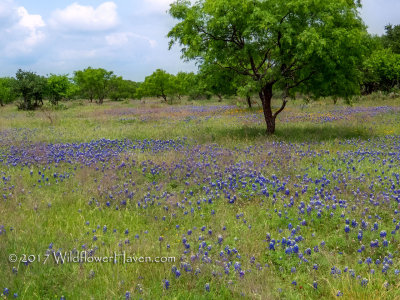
[1,95,400,299]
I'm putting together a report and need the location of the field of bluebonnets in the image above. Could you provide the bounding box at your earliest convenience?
[1,95,400,299]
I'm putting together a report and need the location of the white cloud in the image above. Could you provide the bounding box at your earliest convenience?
[0,2,46,55]
[0,0,14,18]
[16,7,46,47]
[106,32,157,48]
[59,49,98,60]
[50,2,118,31]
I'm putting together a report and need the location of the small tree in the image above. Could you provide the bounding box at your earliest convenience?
[198,63,236,102]
[136,69,176,103]
[362,49,400,93]
[168,0,367,134]
[234,76,258,108]
[74,67,115,104]
[382,24,400,54]
[47,74,71,105]
[173,72,195,100]
[0,77,17,106]
[14,69,47,110]
[185,73,210,100]
[74,68,96,102]
[109,77,138,101]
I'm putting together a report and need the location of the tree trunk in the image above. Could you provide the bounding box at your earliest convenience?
[217,94,222,102]
[259,84,275,134]
[23,96,29,110]
[246,95,252,108]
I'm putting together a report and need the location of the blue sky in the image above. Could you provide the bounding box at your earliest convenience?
[0,0,399,81]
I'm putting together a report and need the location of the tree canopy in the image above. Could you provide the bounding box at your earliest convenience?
[362,48,400,93]
[0,77,17,106]
[173,72,196,100]
[197,63,236,102]
[109,77,139,101]
[168,0,367,133]
[382,24,400,54]
[74,67,116,104]
[136,69,176,103]
[14,69,47,110]
[46,74,71,105]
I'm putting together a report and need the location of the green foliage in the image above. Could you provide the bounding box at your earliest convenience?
[136,69,176,103]
[362,48,400,93]
[382,24,400,54]
[168,0,367,133]
[197,63,236,101]
[109,77,138,101]
[0,77,18,106]
[1,99,400,299]
[46,74,71,105]
[14,69,47,110]
[65,82,81,100]
[173,72,196,100]
[186,73,211,100]
[73,67,116,104]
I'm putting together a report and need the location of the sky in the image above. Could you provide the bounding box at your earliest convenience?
[0,0,399,81]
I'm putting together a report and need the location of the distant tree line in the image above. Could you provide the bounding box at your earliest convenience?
[362,25,400,94]
[0,65,242,109]
[0,24,399,111]
[0,67,140,110]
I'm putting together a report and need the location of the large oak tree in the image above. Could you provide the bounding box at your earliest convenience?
[168,0,367,133]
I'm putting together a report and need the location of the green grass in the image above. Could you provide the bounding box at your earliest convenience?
[0,96,400,299]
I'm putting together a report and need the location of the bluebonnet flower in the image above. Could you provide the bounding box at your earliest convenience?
[269,242,275,251]
[205,283,210,292]
[163,279,170,290]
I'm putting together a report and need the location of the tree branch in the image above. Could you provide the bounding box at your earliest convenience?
[277,12,290,51]
[196,25,244,49]
[273,99,288,119]
[257,48,272,71]
[273,84,289,119]
[215,62,254,78]
[248,53,260,78]
[287,70,317,89]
